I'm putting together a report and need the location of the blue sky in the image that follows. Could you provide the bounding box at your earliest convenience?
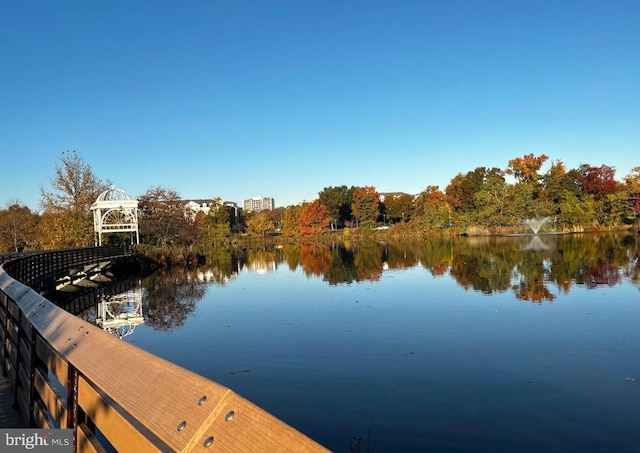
[2,0,638,211]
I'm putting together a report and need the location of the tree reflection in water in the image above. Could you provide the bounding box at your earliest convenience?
[141,268,207,330]
[136,233,638,330]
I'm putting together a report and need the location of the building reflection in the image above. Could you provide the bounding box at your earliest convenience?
[244,260,277,274]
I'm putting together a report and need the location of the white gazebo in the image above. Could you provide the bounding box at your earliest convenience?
[91,187,139,246]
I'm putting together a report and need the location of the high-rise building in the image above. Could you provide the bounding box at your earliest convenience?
[243,196,275,212]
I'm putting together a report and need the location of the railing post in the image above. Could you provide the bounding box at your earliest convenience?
[27,321,38,427]
[0,293,7,380]
[67,366,79,450]
[12,308,22,412]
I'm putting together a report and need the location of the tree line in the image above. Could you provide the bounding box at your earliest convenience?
[0,151,639,254]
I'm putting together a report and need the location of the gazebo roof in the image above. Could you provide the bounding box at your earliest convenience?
[91,187,138,210]
[96,187,134,202]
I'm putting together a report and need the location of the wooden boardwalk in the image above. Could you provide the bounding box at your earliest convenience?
[0,361,27,428]
[1,246,329,451]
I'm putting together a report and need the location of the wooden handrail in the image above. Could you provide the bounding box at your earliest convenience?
[0,248,328,452]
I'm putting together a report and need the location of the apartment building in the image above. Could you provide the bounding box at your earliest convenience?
[243,196,275,212]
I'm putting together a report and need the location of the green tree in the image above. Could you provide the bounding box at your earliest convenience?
[557,193,597,230]
[541,160,582,206]
[318,185,354,228]
[423,204,451,231]
[597,191,629,229]
[203,198,230,245]
[472,173,515,227]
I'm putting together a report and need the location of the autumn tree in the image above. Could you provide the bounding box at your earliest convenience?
[351,186,380,227]
[264,206,287,231]
[0,201,38,252]
[578,164,620,200]
[40,151,110,213]
[38,151,111,248]
[299,200,331,237]
[415,186,450,230]
[505,153,549,184]
[138,186,189,248]
[34,211,65,249]
[382,193,415,223]
[625,167,640,230]
[446,167,500,214]
[444,173,469,213]
[246,211,274,237]
[280,205,301,237]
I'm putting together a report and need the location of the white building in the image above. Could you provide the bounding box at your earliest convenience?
[243,196,275,212]
[183,199,213,218]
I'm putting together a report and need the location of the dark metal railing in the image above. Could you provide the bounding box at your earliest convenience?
[1,245,133,289]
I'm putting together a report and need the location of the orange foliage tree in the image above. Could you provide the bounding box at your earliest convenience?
[298,200,331,237]
[351,186,380,226]
[506,153,549,183]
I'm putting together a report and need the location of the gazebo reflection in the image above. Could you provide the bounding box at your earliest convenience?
[95,288,144,339]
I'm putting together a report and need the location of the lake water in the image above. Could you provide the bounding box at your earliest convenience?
[86,233,640,452]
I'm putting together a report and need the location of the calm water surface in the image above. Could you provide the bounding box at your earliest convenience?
[96,234,640,452]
